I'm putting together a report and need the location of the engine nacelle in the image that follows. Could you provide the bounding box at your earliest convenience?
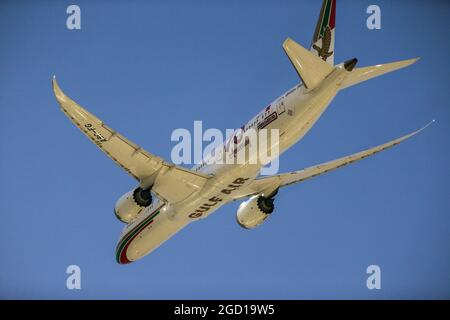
[114,187,153,223]
[236,194,275,229]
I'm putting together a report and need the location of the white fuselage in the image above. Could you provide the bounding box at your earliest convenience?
[116,66,349,263]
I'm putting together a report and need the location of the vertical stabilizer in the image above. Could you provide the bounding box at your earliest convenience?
[310,0,336,65]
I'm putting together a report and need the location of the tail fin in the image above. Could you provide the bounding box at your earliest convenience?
[310,0,336,65]
[340,58,419,90]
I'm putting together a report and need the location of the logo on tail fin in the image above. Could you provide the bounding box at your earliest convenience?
[312,26,334,61]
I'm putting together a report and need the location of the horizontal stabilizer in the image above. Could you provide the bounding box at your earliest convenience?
[340,58,419,90]
[283,38,333,90]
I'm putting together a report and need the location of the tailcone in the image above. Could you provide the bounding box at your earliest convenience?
[344,58,358,71]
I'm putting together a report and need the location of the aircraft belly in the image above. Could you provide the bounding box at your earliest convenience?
[119,72,345,263]
[280,87,338,152]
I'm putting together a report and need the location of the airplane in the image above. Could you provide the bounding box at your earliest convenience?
[52,0,431,264]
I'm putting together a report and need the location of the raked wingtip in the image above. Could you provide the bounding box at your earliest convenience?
[404,57,420,66]
[51,75,58,88]
[416,120,435,134]
[411,57,420,65]
[51,76,66,102]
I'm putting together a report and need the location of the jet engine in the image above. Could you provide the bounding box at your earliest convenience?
[114,187,153,223]
[236,193,276,229]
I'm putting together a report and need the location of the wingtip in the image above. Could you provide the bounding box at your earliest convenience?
[51,75,66,102]
[51,76,58,90]
[413,120,435,135]
[401,57,420,67]
[402,57,420,67]
[51,75,58,88]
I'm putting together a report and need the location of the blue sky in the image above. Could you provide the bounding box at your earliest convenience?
[0,0,449,299]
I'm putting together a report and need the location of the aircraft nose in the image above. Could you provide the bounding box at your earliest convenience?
[116,240,134,264]
[116,239,147,264]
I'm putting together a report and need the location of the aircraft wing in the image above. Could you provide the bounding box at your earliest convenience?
[52,77,210,204]
[232,122,433,201]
